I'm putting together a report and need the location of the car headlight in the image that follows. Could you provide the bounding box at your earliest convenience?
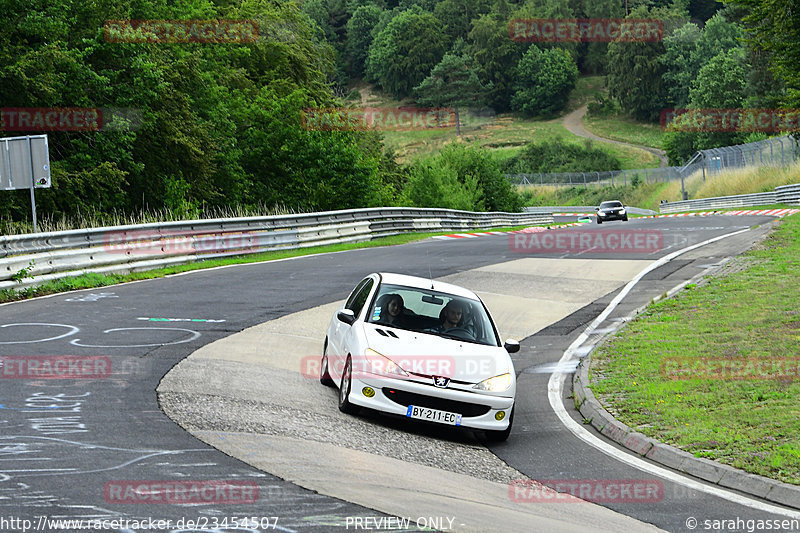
[473,372,513,392]
[620,209,626,214]
[597,211,606,216]
[364,348,409,377]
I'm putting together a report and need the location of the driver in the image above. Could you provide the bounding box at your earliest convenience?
[436,300,464,332]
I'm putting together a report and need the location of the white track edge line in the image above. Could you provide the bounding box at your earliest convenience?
[547,228,800,518]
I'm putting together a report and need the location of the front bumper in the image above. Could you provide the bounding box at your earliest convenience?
[347,373,514,431]
[597,210,626,221]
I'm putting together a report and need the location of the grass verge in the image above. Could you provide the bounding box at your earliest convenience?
[589,214,800,485]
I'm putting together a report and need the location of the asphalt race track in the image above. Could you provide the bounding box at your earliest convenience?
[1,214,798,533]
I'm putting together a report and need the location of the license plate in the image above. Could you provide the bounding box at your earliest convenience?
[406,405,462,426]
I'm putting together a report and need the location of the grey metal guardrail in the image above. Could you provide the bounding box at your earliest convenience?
[524,206,597,214]
[0,207,553,290]
[525,205,657,215]
[776,183,800,204]
[659,182,800,213]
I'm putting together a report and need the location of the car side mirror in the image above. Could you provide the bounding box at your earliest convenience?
[337,309,356,325]
[504,339,520,353]
[594,207,599,211]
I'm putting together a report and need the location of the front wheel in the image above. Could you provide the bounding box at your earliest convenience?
[320,341,334,386]
[596,217,602,225]
[623,215,628,221]
[338,356,359,414]
[485,408,514,443]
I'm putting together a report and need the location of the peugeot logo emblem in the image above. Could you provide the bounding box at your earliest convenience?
[433,376,450,388]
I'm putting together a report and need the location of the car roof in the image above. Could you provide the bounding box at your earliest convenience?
[377,272,480,301]
[600,200,622,204]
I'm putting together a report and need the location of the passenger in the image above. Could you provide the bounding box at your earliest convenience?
[377,293,406,327]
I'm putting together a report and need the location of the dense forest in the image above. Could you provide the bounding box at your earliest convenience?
[0,0,797,227]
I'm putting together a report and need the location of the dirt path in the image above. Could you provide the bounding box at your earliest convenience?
[563,105,668,167]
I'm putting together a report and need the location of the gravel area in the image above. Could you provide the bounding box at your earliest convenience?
[158,358,525,485]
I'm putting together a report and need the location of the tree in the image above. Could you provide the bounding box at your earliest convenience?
[661,22,703,108]
[365,9,448,98]
[606,5,690,121]
[433,0,492,43]
[576,0,624,73]
[511,45,578,118]
[413,44,491,135]
[467,11,526,112]
[346,4,383,76]
[240,89,388,211]
[727,0,800,111]
[663,48,749,163]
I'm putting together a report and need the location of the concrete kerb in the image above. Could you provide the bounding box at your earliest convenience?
[571,270,800,511]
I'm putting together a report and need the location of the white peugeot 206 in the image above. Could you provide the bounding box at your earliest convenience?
[322,272,519,441]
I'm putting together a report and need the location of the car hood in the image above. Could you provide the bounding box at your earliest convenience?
[362,324,513,382]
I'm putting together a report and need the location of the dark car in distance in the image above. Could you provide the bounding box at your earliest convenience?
[595,201,628,224]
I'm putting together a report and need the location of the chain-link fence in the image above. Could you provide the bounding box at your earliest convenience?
[507,135,800,188]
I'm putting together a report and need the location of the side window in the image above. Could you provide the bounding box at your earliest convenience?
[345,278,369,310]
[346,278,374,318]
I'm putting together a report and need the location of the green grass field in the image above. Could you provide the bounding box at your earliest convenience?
[582,114,666,150]
[589,214,800,485]
[357,79,661,169]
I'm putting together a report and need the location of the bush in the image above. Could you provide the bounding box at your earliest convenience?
[400,158,482,211]
[400,145,523,212]
[502,138,622,174]
[435,145,522,212]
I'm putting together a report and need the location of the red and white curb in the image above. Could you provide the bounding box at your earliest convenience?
[433,223,584,240]
[647,208,799,218]
[431,231,507,240]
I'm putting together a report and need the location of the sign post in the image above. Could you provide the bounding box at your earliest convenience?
[0,134,51,232]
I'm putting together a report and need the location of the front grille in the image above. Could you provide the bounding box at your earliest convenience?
[382,388,491,417]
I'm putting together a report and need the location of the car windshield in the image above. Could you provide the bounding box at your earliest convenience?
[368,283,500,347]
[600,201,623,208]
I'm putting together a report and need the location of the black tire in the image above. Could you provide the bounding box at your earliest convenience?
[485,408,514,443]
[320,340,334,386]
[623,215,628,221]
[338,356,359,414]
[596,217,602,225]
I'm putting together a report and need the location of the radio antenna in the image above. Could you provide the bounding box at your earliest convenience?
[427,246,434,289]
